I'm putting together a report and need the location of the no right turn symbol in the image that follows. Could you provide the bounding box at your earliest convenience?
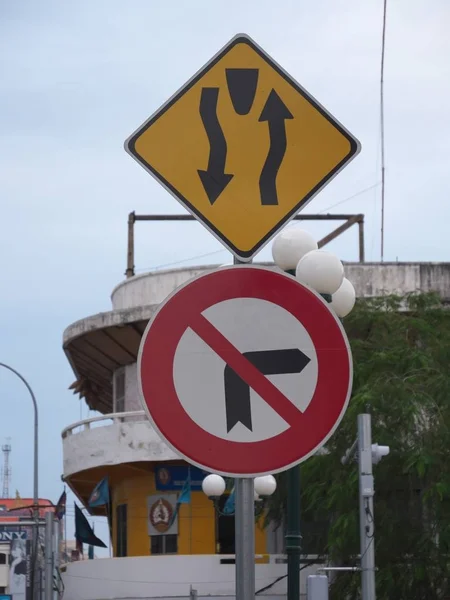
[138,266,353,477]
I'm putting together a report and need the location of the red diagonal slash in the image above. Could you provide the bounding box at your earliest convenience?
[189,313,305,427]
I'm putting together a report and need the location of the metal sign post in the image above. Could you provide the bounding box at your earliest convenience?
[358,414,376,600]
[233,256,256,600]
[235,478,256,600]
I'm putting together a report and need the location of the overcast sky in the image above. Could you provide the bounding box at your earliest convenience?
[0,0,449,552]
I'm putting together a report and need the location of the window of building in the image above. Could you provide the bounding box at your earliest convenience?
[0,553,5,564]
[116,504,127,557]
[113,369,125,413]
[150,535,177,555]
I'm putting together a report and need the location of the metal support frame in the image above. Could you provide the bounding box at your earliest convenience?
[125,212,365,277]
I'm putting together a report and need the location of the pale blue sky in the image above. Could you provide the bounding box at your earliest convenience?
[1,0,449,551]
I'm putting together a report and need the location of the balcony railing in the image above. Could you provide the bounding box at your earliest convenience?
[61,410,147,439]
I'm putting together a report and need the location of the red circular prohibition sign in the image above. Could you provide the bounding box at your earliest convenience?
[138,266,352,477]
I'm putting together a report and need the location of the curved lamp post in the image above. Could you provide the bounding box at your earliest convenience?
[0,362,39,599]
[271,228,356,600]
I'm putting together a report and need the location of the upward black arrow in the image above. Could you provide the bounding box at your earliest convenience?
[224,348,310,433]
[198,87,234,205]
[258,90,293,206]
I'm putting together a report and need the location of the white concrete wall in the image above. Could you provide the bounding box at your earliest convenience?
[61,554,318,600]
[110,263,450,311]
[124,363,141,412]
[63,419,179,477]
[111,267,214,311]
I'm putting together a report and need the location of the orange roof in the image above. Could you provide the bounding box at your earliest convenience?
[0,498,54,521]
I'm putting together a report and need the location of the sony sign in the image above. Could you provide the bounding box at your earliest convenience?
[0,531,27,541]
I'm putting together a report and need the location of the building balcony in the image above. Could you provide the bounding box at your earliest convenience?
[62,411,178,478]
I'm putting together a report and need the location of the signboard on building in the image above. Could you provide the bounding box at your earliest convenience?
[0,530,27,542]
[147,494,178,536]
[154,465,207,491]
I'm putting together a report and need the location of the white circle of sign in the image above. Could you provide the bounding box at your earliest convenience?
[173,297,318,442]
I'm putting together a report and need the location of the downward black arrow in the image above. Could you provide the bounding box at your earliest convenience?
[224,348,310,433]
[198,87,234,205]
[258,90,293,206]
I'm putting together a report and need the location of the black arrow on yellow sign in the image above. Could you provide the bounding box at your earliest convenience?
[258,89,294,206]
[198,88,234,205]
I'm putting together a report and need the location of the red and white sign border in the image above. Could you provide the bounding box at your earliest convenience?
[138,265,353,477]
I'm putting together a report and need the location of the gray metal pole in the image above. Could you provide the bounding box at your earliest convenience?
[235,478,255,600]
[231,256,255,600]
[358,414,376,600]
[0,362,39,599]
[44,512,54,600]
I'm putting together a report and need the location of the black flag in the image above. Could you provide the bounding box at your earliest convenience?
[74,503,107,549]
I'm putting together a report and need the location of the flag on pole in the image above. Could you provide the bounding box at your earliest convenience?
[88,477,110,508]
[223,487,235,515]
[74,503,107,550]
[55,489,67,520]
[168,470,191,528]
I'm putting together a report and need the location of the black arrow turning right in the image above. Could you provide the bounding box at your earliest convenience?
[258,90,293,206]
[198,87,234,205]
[224,348,311,433]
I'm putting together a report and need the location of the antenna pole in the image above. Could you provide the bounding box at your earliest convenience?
[380,0,388,262]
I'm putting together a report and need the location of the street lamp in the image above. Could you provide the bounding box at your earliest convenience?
[271,229,355,600]
[295,249,344,297]
[330,278,356,318]
[0,362,39,600]
[202,474,277,517]
[272,228,318,271]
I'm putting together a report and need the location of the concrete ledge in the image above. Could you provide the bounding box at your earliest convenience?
[63,416,178,477]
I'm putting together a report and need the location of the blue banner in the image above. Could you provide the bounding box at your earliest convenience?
[154,465,208,491]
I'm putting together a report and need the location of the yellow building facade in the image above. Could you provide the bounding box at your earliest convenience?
[62,266,277,560]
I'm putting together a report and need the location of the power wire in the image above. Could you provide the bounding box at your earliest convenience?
[317,182,381,214]
[135,248,228,273]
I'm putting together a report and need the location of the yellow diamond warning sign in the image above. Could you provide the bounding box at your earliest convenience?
[125,34,361,261]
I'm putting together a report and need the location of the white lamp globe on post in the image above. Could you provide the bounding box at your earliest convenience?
[202,474,226,499]
[295,249,344,297]
[254,475,277,498]
[272,228,318,272]
[330,278,356,318]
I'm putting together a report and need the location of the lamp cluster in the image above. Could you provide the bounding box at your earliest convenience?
[271,228,356,317]
[202,474,277,500]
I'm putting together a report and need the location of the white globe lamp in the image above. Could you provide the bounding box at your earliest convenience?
[254,475,277,498]
[272,228,318,271]
[295,250,344,295]
[330,278,356,318]
[202,474,226,498]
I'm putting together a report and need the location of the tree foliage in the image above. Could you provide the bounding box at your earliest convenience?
[267,293,450,599]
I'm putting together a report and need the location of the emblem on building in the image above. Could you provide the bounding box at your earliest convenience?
[148,497,174,533]
[157,467,171,486]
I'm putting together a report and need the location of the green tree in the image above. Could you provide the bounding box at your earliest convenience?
[267,293,450,600]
